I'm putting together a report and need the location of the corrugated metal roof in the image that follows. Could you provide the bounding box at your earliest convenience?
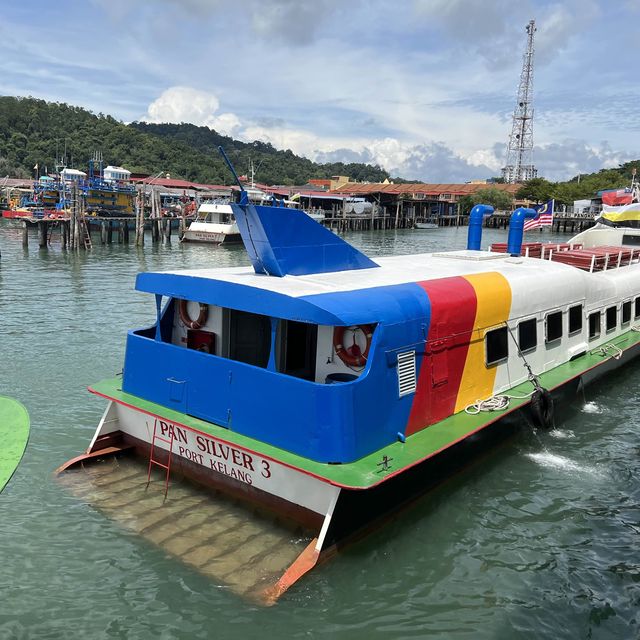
[131,176,230,191]
[328,183,520,197]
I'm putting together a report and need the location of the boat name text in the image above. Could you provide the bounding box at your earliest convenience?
[157,420,271,484]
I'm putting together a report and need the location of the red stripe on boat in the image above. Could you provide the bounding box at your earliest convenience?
[405,277,477,436]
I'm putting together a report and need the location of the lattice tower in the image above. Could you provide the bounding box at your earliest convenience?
[502,20,537,184]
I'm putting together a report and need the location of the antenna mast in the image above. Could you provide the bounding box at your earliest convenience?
[502,19,537,184]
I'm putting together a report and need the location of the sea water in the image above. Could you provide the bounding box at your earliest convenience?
[1,222,639,639]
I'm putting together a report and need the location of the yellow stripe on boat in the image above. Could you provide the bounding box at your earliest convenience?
[454,273,512,413]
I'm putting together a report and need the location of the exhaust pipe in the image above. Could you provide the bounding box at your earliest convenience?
[466,204,494,250]
[507,207,537,256]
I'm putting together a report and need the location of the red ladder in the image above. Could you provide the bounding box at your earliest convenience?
[146,419,175,499]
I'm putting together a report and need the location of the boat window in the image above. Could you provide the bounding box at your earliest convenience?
[517,318,537,353]
[568,304,583,335]
[545,311,563,343]
[635,297,640,320]
[588,312,601,340]
[225,309,271,368]
[622,301,632,326]
[485,326,508,366]
[622,234,640,246]
[277,320,318,381]
[606,306,617,333]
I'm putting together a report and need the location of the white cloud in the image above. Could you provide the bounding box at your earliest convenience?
[93,0,350,45]
[140,85,635,183]
[141,86,242,136]
[531,139,635,181]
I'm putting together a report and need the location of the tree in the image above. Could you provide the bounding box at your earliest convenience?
[473,187,513,211]
[457,194,475,216]
[516,177,554,203]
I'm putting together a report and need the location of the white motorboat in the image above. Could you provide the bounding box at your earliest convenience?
[181,202,241,245]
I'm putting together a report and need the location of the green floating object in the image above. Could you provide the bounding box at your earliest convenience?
[0,396,30,493]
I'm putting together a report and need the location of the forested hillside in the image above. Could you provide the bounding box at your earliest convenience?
[130,122,390,185]
[1,96,638,198]
[517,161,640,206]
[0,96,390,185]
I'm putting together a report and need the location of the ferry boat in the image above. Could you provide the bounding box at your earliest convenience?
[58,186,640,600]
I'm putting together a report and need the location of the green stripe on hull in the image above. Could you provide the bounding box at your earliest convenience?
[91,329,640,489]
[0,396,30,493]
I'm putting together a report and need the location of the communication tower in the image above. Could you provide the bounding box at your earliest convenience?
[502,20,537,183]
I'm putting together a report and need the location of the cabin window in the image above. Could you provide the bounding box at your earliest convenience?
[277,320,318,381]
[622,301,632,326]
[635,297,640,320]
[568,304,583,335]
[545,311,563,343]
[225,309,271,368]
[606,306,617,333]
[518,318,537,353]
[485,326,508,366]
[588,312,601,340]
[622,234,640,246]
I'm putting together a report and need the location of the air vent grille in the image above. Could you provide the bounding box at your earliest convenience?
[397,351,416,397]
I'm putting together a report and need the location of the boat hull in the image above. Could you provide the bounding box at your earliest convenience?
[181,230,242,244]
[61,399,339,529]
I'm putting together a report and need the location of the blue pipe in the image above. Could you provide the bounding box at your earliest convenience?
[466,204,494,250]
[507,207,537,255]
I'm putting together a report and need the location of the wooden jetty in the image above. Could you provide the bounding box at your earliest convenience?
[484,212,596,233]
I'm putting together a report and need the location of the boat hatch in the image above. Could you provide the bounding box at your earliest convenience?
[432,250,508,261]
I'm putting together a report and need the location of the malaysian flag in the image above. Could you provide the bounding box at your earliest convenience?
[523,199,554,232]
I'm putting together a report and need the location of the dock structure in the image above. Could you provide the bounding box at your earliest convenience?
[484,212,596,233]
[8,174,599,248]
[17,182,190,250]
[270,181,522,232]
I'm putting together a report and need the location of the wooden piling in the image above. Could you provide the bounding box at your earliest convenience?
[135,187,145,246]
[179,205,186,241]
[22,221,28,247]
[101,221,107,244]
[38,221,47,248]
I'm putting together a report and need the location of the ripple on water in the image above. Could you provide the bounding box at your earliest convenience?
[582,401,605,414]
[525,451,607,479]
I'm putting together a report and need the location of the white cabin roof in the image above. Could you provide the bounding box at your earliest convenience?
[161,250,587,303]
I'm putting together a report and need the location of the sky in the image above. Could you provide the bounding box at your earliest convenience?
[2,0,639,183]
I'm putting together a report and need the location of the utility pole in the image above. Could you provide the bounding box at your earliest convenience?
[502,20,537,184]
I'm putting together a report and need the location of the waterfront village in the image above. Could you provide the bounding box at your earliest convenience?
[0,155,608,250]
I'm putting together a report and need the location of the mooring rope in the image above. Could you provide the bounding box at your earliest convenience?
[595,343,623,360]
[465,322,542,415]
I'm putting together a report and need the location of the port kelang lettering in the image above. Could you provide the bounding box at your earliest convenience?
[195,435,255,471]
[209,459,253,485]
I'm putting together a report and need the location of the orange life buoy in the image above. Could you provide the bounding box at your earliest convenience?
[333,324,374,367]
[178,299,208,329]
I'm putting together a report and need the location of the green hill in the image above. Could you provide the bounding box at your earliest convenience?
[516,161,640,206]
[0,96,390,185]
[1,96,638,197]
